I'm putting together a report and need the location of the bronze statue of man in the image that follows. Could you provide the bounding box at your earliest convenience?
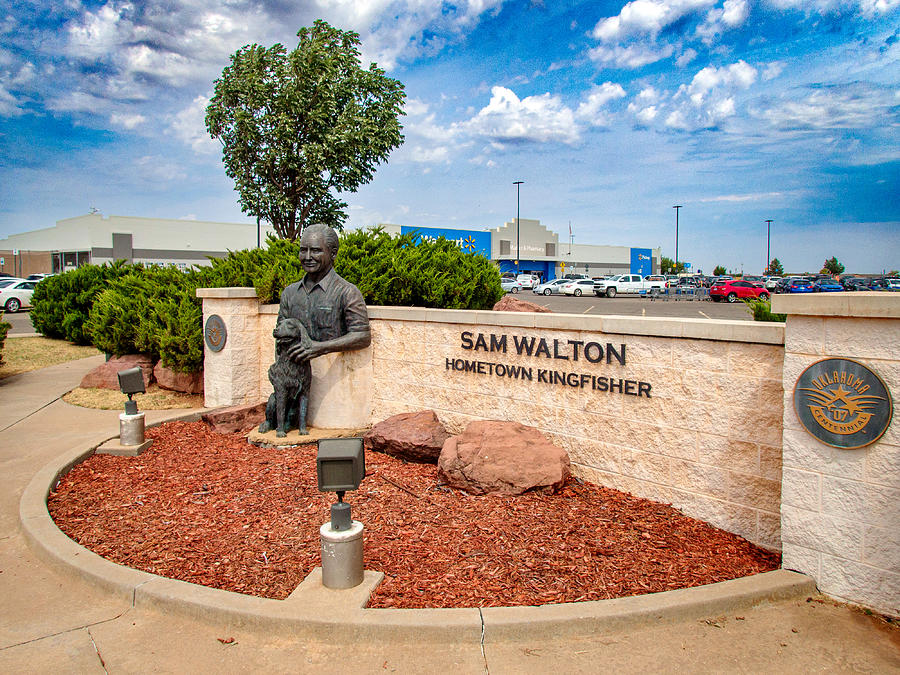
[259,223,370,436]
[278,223,371,361]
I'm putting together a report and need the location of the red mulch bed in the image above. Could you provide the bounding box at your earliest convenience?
[48,421,780,609]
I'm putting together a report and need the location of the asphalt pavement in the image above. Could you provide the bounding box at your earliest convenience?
[511,291,757,320]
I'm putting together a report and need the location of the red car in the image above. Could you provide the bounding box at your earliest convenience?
[709,279,770,303]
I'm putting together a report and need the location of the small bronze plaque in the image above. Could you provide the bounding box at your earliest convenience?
[204,314,227,352]
[794,358,893,449]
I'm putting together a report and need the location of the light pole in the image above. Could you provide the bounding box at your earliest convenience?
[765,219,773,273]
[672,205,682,271]
[514,181,524,274]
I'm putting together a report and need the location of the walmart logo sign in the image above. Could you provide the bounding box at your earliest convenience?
[401,227,491,258]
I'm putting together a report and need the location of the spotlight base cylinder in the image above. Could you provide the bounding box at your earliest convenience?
[320,520,364,589]
[119,412,146,447]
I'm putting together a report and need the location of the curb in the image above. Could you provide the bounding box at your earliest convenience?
[20,418,817,643]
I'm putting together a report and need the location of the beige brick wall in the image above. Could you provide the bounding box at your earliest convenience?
[366,308,784,551]
[198,292,785,551]
[774,294,899,617]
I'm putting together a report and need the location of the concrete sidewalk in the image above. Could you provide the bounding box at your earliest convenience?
[1,357,898,673]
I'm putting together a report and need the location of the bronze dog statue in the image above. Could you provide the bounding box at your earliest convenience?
[258,318,313,437]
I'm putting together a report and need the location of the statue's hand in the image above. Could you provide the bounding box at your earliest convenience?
[287,340,327,362]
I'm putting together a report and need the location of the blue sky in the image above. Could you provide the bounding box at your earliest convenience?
[1,0,898,274]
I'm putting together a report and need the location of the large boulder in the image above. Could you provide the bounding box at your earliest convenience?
[202,402,267,434]
[154,363,204,394]
[492,296,552,313]
[79,354,155,390]
[438,421,570,495]
[365,410,451,464]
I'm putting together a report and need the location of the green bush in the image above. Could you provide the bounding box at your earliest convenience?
[744,297,786,323]
[31,228,504,374]
[0,314,10,365]
[30,262,134,344]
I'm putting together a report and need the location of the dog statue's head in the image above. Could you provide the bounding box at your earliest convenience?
[273,317,308,343]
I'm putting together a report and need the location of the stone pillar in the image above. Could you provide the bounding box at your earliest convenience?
[774,293,899,617]
[198,288,264,408]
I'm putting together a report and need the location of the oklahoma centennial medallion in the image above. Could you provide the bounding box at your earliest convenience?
[204,314,227,352]
[794,358,893,449]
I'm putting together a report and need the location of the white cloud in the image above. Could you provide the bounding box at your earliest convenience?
[170,95,218,153]
[575,82,626,125]
[762,61,785,80]
[462,86,580,145]
[110,112,146,129]
[764,0,900,16]
[698,191,786,202]
[697,0,750,43]
[592,0,716,42]
[760,84,900,130]
[676,48,698,66]
[635,105,659,122]
[588,43,674,68]
[688,60,758,101]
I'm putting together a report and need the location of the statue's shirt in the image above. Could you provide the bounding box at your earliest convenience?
[277,268,369,341]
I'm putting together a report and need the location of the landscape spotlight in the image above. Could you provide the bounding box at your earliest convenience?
[117,367,145,415]
[316,437,365,531]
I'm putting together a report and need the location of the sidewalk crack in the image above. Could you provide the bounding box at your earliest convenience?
[0,395,62,433]
[0,608,131,653]
[87,627,109,674]
[479,607,489,674]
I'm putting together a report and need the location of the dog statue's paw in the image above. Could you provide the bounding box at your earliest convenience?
[298,427,308,436]
[258,421,272,433]
[276,429,287,438]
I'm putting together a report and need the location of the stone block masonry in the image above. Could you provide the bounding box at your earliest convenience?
[199,288,899,617]
[774,293,899,618]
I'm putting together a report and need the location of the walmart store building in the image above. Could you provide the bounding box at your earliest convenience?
[384,218,660,281]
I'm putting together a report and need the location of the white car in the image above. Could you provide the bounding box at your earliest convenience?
[0,279,38,313]
[764,276,782,290]
[516,274,541,289]
[501,278,524,294]
[532,279,569,295]
[561,279,597,297]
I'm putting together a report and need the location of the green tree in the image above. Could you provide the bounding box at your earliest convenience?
[713,265,727,276]
[765,258,784,275]
[822,257,845,275]
[206,20,406,240]
[660,257,686,275]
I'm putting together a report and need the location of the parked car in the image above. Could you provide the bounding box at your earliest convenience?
[594,274,667,297]
[785,278,815,294]
[561,278,597,296]
[886,278,900,291]
[709,279,770,303]
[26,273,55,281]
[516,274,541,289]
[0,277,25,290]
[500,278,524,294]
[0,279,38,312]
[813,279,844,292]
[841,277,870,290]
[742,275,763,283]
[764,276,783,290]
[533,279,569,296]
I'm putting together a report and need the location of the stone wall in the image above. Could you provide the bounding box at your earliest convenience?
[773,294,899,617]
[366,307,784,551]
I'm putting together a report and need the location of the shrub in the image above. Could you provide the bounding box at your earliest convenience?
[744,297,786,323]
[30,262,134,344]
[31,228,504,375]
[0,314,10,365]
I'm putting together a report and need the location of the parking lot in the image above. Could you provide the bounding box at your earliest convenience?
[515,291,757,320]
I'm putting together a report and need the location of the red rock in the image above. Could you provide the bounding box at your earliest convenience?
[365,410,451,464]
[202,402,267,434]
[438,420,570,495]
[492,296,552,313]
[154,363,204,394]
[79,354,155,390]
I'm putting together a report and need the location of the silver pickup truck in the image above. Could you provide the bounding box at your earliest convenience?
[593,274,667,298]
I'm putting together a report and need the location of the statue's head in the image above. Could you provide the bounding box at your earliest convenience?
[299,224,339,278]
